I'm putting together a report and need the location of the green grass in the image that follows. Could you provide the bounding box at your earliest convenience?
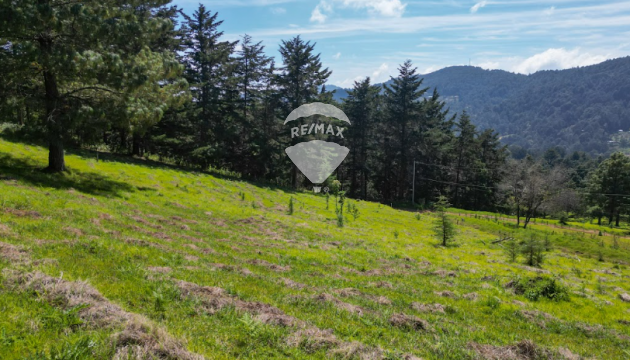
[1,137,629,359]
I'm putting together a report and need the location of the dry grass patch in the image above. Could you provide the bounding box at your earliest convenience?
[112,315,204,360]
[389,314,430,331]
[286,328,339,352]
[411,302,445,313]
[248,259,291,272]
[468,340,552,360]
[315,293,366,315]
[0,241,29,265]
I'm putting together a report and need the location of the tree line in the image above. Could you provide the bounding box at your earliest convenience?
[2,1,630,223]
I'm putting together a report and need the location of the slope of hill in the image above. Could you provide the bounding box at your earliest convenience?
[330,57,630,155]
[1,137,629,359]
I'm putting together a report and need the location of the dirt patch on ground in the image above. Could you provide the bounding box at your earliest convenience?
[147,266,172,273]
[63,227,84,237]
[248,259,291,272]
[315,293,366,315]
[329,341,383,360]
[335,287,363,297]
[518,310,558,329]
[3,208,42,218]
[112,315,204,360]
[463,292,478,301]
[333,288,392,305]
[468,340,551,360]
[287,328,339,352]
[176,280,233,314]
[411,302,445,313]
[389,314,430,331]
[281,278,306,289]
[369,281,393,288]
[431,269,457,278]
[434,290,457,298]
[0,241,30,265]
[176,279,299,328]
[0,223,11,235]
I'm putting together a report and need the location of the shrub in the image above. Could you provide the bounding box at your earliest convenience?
[433,196,455,246]
[504,238,519,262]
[520,235,545,267]
[512,276,569,302]
[558,212,569,225]
[347,201,360,220]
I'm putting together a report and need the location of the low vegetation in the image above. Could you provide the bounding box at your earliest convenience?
[1,138,629,359]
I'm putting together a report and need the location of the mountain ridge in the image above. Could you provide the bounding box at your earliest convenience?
[328,57,630,154]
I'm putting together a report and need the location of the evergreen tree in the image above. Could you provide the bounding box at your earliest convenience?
[586,152,630,226]
[181,4,237,168]
[0,0,186,171]
[452,111,478,207]
[233,34,273,176]
[343,77,380,199]
[434,195,455,246]
[381,60,428,200]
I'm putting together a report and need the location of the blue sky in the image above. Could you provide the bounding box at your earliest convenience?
[172,0,630,87]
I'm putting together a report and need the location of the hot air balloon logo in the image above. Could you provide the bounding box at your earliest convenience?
[284,103,350,191]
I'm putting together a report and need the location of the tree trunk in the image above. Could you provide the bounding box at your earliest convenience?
[615,210,621,227]
[47,137,65,172]
[43,66,64,172]
[132,133,142,156]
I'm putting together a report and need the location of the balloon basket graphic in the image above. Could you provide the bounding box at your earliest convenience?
[313,186,321,193]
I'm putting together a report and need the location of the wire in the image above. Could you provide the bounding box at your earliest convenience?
[415,176,630,198]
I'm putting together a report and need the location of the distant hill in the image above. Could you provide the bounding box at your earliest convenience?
[329,57,630,154]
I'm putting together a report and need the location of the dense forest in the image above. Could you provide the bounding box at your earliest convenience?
[331,58,630,155]
[2,0,630,225]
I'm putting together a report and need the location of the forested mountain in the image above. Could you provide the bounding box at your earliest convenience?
[331,57,630,155]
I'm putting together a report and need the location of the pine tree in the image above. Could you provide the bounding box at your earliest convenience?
[452,111,478,207]
[434,195,455,246]
[521,235,545,267]
[0,0,186,171]
[382,60,428,200]
[181,4,237,168]
[587,152,630,227]
[233,34,273,176]
[343,77,380,199]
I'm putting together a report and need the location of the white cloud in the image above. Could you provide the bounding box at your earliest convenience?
[543,6,555,16]
[310,0,406,23]
[470,1,487,14]
[372,63,391,82]
[310,5,327,23]
[422,65,444,74]
[333,52,342,59]
[340,0,407,17]
[512,48,609,74]
[271,7,286,15]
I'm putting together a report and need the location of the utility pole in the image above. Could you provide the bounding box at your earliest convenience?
[412,159,416,204]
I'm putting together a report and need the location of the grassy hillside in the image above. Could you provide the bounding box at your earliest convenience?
[1,137,629,360]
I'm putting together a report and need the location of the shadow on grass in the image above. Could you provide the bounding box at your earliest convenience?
[0,134,303,196]
[0,152,136,197]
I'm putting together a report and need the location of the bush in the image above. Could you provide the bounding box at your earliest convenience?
[512,276,569,302]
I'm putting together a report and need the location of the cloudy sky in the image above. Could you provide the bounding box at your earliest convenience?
[172,0,630,87]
